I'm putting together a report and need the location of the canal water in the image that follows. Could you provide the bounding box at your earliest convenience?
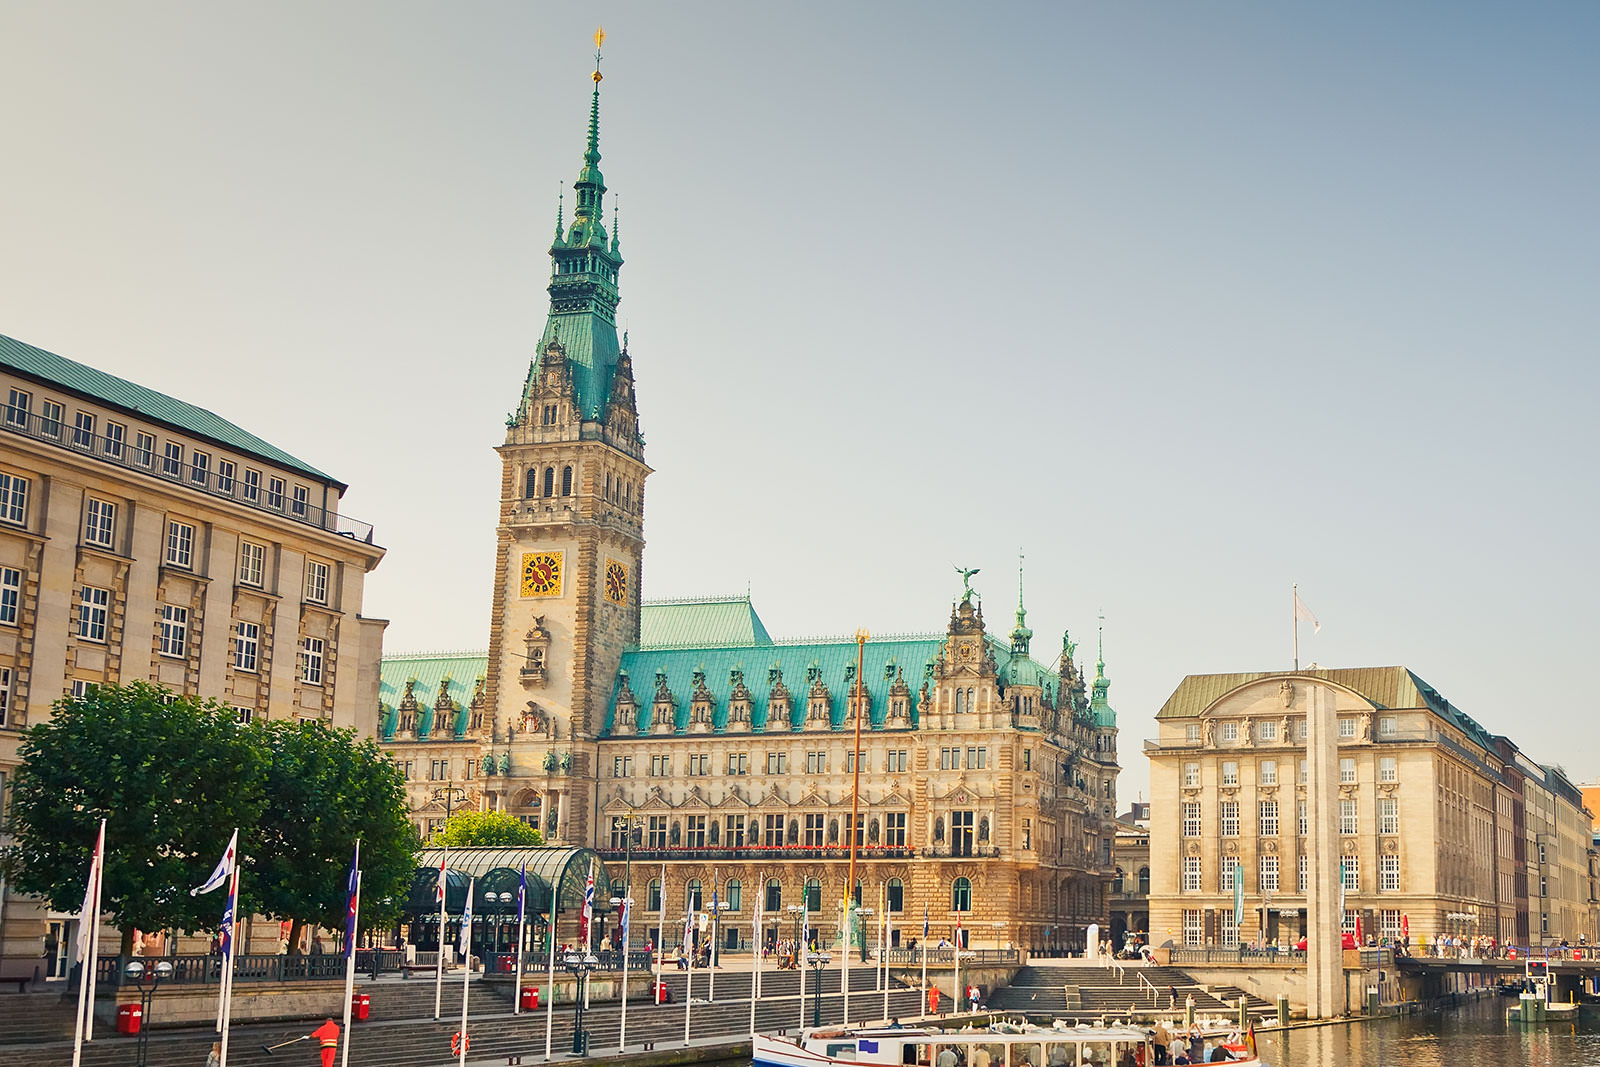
[1260,995,1600,1066]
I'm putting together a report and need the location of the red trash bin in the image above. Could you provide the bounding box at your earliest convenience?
[521,986,539,1011]
[351,993,370,1021]
[117,1003,142,1035]
[654,980,670,1004]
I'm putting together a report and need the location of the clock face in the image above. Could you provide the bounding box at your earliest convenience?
[605,558,628,604]
[520,552,563,597]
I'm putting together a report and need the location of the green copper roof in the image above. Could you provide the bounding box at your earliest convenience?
[378,651,487,742]
[0,332,341,487]
[639,596,773,648]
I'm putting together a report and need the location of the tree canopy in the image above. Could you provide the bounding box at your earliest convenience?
[1,683,415,953]
[430,809,543,848]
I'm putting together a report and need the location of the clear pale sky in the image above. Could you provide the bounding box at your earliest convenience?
[3,3,1596,802]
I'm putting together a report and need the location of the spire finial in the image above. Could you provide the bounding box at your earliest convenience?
[611,195,620,252]
[1017,548,1026,612]
[1097,609,1106,673]
[585,27,605,167]
[554,186,564,240]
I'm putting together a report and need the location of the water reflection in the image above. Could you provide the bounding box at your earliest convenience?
[1260,996,1600,1067]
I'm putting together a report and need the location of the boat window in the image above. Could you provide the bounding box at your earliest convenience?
[1113,1043,1141,1067]
[908,1043,933,1066]
[1007,1042,1044,1067]
[933,1044,965,1067]
[827,1044,858,1058]
[1043,1042,1074,1067]
[970,1042,1006,1067]
[1081,1041,1112,1067]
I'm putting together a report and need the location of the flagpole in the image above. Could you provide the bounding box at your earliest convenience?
[919,907,928,1018]
[340,870,361,1067]
[652,863,666,1015]
[953,919,962,1015]
[707,870,718,1003]
[799,909,808,1033]
[749,890,761,1038]
[434,843,449,1020]
[1292,584,1298,671]
[459,876,474,1067]
[682,904,693,1046]
[71,819,105,1066]
[543,868,557,1062]
[618,891,631,1052]
[219,865,241,1067]
[514,863,527,1015]
[880,883,889,1021]
[84,820,105,1042]
[842,898,851,1025]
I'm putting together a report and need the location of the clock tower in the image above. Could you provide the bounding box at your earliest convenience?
[483,32,649,843]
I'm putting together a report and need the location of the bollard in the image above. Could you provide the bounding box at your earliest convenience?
[1276,994,1289,1028]
[1184,994,1195,1029]
[1237,996,1247,1032]
[1366,986,1379,1016]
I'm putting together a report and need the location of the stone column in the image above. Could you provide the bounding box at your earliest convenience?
[1303,682,1346,1017]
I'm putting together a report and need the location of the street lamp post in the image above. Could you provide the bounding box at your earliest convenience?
[124,959,174,1067]
[563,949,599,1055]
[807,947,832,1027]
[787,905,806,1032]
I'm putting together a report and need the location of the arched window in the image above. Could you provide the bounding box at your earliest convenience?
[726,879,742,911]
[648,879,662,913]
[543,467,555,497]
[525,468,537,498]
[955,689,965,715]
[952,877,972,912]
[561,465,573,496]
[886,878,904,913]
[805,878,821,912]
[686,879,703,911]
[605,472,612,500]
[1138,867,1150,895]
[765,878,782,912]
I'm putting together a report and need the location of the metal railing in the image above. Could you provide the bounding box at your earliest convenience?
[596,845,919,861]
[93,950,408,986]
[880,947,1018,965]
[1,406,375,544]
[1138,970,1160,1005]
[1166,947,1305,966]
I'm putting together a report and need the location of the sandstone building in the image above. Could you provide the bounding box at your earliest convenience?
[0,331,387,973]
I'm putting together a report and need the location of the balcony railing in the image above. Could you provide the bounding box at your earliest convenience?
[2,406,375,544]
[1167,946,1305,966]
[597,845,918,861]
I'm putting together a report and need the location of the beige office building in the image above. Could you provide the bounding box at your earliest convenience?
[1147,667,1593,951]
[0,331,386,973]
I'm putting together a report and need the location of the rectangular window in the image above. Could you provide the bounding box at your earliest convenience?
[238,541,265,587]
[1340,757,1356,784]
[1182,856,1202,893]
[1260,759,1277,785]
[267,476,285,509]
[887,749,908,773]
[133,431,155,467]
[103,421,124,459]
[1341,856,1360,892]
[190,450,210,486]
[726,816,745,847]
[967,746,988,769]
[429,758,449,781]
[1219,799,1239,837]
[1220,721,1238,742]
[763,813,783,847]
[159,605,188,658]
[166,520,195,568]
[885,811,907,847]
[1379,854,1400,891]
[301,636,324,685]
[940,747,958,770]
[1338,717,1356,738]
[844,749,864,773]
[687,753,710,776]
[1379,715,1396,736]
[78,586,110,641]
[612,755,633,778]
[1298,854,1308,893]
[1182,761,1200,787]
[40,400,62,439]
[766,751,787,774]
[1378,797,1399,835]
[0,472,26,525]
[5,388,29,426]
[291,485,309,517]
[1186,723,1201,744]
[1182,801,1202,837]
[648,815,667,848]
[1258,720,1278,742]
[1296,719,1308,741]
[1022,748,1032,771]
[804,813,824,847]
[1299,759,1308,785]
[0,566,19,625]
[1339,798,1358,835]
[216,459,235,494]
[234,621,259,672]
[726,752,748,775]
[650,754,671,777]
[951,810,975,856]
[1259,799,1279,837]
[1182,909,1202,946]
[243,468,261,503]
[1260,855,1280,893]
[1379,756,1396,783]
[1219,856,1236,891]
[806,751,827,774]
[1021,817,1032,850]
[0,666,10,728]
[163,441,183,477]
[304,559,329,604]
[1380,909,1402,938]
[73,410,96,448]
[1221,760,1239,786]
[235,705,253,725]
[685,815,706,848]
[1298,800,1308,837]
[84,498,116,548]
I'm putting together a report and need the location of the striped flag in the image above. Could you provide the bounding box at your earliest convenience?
[190,829,237,896]
[436,854,447,903]
[581,862,596,948]
[923,905,929,941]
[74,821,105,966]
[218,872,239,959]
[459,877,475,956]
[619,895,630,948]
[517,862,527,928]
[343,841,361,958]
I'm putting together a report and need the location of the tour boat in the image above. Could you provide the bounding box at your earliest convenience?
[753,1021,1264,1067]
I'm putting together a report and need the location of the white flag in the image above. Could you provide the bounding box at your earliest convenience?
[75,820,106,963]
[190,829,238,896]
[1294,591,1321,633]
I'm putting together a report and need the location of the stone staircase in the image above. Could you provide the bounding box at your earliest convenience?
[0,989,81,1045]
[986,963,1273,1021]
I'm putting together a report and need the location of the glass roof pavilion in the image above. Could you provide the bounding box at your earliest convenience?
[405,846,615,920]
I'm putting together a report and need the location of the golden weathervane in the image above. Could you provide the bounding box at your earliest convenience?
[593,26,605,83]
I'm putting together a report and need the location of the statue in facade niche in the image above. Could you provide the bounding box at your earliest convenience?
[498,752,511,774]
[1203,718,1216,747]
[481,754,496,776]
[1280,715,1292,744]
[1279,679,1295,708]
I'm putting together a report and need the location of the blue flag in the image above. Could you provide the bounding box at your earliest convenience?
[517,862,527,926]
[460,877,475,956]
[923,905,929,940]
[343,840,361,958]
[218,875,238,959]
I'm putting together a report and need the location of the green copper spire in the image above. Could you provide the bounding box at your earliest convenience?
[538,27,626,420]
[1089,613,1115,726]
[1009,550,1032,657]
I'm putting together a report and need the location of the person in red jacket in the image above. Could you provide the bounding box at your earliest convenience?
[312,1019,341,1067]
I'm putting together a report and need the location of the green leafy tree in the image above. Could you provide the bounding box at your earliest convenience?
[430,809,543,848]
[0,683,268,953]
[249,719,415,953]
